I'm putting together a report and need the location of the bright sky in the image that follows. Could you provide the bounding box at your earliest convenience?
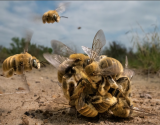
[0,1,160,53]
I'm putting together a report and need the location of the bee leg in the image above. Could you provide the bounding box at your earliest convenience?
[113,85,123,103]
[98,78,110,96]
[107,76,118,89]
[62,76,70,100]
[62,75,77,100]
[109,98,131,118]
[4,68,14,78]
[20,65,30,93]
[116,77,131,97]
[92,96,103,104]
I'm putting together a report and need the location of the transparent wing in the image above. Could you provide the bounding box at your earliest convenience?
[55,2,70,13]
[122,68,135,80]
[122,56,135,80]
[99,61,123,77]
[128,106,157,117]
[43,53,67,70]
[91,29,106,61]
[51,40,75,57]
[76,92,86,111]
[43,53,76,73]
[81,46,100,61]
[82,29,106,62]
[24,30,33,53]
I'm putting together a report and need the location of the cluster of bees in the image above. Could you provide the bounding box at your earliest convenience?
[43,29,154,118]
[1,2,155,119]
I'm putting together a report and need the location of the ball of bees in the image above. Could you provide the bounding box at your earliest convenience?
[44,29,156,118]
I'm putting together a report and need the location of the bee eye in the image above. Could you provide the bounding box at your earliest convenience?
[53,15,57,20]
[87,59,90,64]
[32,59,37,68]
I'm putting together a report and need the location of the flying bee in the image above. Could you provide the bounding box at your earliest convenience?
[42,2,70,24]
[2,52,40,78]
[43,40,90,101]
[1,31,44,93]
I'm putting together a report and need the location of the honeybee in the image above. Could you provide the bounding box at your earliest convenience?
[42,2,70,24]
[2,52,40,78]
[43,40,90,101]
[2,31,42,93]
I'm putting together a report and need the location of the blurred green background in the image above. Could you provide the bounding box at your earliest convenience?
[1,25,160,74]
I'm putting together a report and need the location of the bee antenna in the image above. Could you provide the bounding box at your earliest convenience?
[40,61,48,64]
[38,62,46,67]
[60,16,68,18]
[125,55,128,68]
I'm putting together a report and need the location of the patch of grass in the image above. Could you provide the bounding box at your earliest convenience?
[130,24,160,72]
[102,41,135,66]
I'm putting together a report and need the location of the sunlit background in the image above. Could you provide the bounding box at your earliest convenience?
[0,1,160,70]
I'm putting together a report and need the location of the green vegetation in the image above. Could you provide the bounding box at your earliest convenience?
[1,24,160,73]
[102,25,160,73]
[129,25,160,73]
[0,37,52,62]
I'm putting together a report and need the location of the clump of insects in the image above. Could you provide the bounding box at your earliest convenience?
[43,29,156,118]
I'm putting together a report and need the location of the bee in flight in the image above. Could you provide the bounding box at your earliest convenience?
[1,31,45,93]
[42,2,70,24]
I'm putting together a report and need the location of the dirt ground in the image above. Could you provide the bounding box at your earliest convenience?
[0,64,160,125]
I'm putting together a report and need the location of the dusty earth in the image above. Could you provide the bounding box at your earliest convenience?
[0,64,160,125]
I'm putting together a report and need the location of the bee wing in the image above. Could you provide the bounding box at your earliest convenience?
[55,2,70,13]
[24,30,33,53]
[82,29,106,62]
[122,56,135,80]
[76,92,86,111]
[51,40,76,57]
[43,53,67,69]
[43,53,76,73]
[122,68,135,80]
[129,106,157,117]
[99,61,123,77]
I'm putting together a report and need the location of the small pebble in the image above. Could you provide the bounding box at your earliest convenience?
[31,113,35,118]
[18,87,25,90]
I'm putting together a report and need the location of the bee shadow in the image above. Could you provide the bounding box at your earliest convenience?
[99,112,134,123]
[24,106,134,124]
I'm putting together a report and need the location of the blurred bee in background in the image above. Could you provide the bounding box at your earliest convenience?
[77,27,81,30]
[43,40,90,102]
[2,31,43,92]
[42,2,70,24]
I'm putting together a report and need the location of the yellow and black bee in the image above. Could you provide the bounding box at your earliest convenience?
[43,40,90,101]
[42,2,70,24]
[2,52,40,78]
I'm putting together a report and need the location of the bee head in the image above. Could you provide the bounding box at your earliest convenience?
[32,57,40,69]
[53,14,60,22]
